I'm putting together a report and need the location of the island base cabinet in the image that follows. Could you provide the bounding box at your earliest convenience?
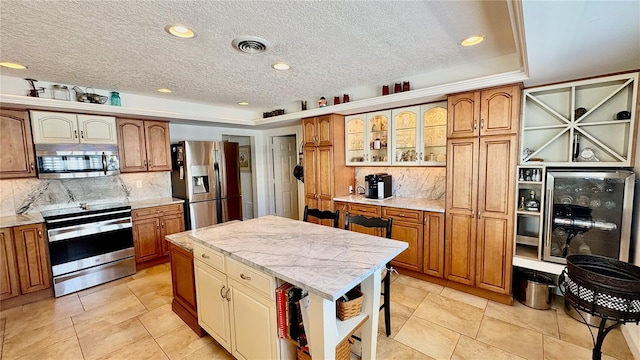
[229,280,278,360]
[194,260,232,351]
[194,243,279,360]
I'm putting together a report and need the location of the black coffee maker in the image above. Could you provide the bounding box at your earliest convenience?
[365,173,392,199]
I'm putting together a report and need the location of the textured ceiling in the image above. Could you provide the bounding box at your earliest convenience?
[0,0,518,112]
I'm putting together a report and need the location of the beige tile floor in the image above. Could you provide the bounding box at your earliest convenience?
[0,263,634,360]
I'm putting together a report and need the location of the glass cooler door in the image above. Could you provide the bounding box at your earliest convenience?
[543,170,634,264]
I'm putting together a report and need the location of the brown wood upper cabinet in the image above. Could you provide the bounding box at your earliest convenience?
[447,84,521,138]
[0,109,36,179]
[0,223,51,300]
[303,114,334,147]
[116,118,171,172]
[303,114,353,217]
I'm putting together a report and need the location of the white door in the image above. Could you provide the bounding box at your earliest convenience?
[272,136,299,219]
[30,111,78,144]
[194,261,231,352]
[77,115,117,144]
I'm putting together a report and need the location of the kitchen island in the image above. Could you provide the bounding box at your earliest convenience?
[186,215,407,360]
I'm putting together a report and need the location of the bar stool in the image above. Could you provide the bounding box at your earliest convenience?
[302,205,340,228]
[344,212,393,336]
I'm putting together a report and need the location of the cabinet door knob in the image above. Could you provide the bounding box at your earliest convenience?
[471,210,475,217]
[225,288,231,301]
[201,253,210,259]
[473,120,477,130]
[480,119,485,129]
[81,130,84,139]
[143,160,147,167]
[220,285,227,298]
[38,230,42,237]
[74,130,78,138]
[478,211,482,218]
[30,162,35,171]
[240,273,251,281]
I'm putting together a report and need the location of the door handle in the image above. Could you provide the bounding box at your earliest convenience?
[74,130,78,139]
[30,162,34,171]
[201,253,210,259]
[225,288,231,301]
[102,152,107,175]
[143,160,147,167]
[478,211,482,218]
[81,130,84,139]
[471,210,475,217]
[240,273,252,281]
[220,285,227,298]
[480,119,485,129]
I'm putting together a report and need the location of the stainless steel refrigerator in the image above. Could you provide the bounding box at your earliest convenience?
[171,141,242,229]
[543,169,634,264]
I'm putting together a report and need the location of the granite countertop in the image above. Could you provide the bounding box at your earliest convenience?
[0,213,45,229]
[165,220,240,251]
[128,197,184,209]
[0,197,184,228]
[187,215,407,301]
[333,195,445,213]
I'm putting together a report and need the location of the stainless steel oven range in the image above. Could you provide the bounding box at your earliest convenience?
[41,203,136,297]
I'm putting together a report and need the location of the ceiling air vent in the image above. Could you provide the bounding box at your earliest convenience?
[231,36,271,54]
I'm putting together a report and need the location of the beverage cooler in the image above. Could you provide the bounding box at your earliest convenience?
[543,169,635,264]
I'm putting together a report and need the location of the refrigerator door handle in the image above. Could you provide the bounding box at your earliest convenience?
[545,189,553,249]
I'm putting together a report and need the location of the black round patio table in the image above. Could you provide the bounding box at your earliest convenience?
[559,255,640,360]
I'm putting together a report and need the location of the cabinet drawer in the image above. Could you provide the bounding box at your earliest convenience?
[193,243,225,272]
[226,257,274,300]
[382,207,422,223]
[347,203,381,216]
[133,204,183,219]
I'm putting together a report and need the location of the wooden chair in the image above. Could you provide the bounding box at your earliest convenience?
[302,205,340,228]
[344,212,393,336]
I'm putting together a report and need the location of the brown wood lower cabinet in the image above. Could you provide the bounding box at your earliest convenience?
[169,242,205,336]
[0,223,51,301]
[343,203,445,278]
[132,204,185,268]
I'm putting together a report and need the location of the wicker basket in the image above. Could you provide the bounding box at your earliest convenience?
[297,338,352,360]
[337,288,363,321]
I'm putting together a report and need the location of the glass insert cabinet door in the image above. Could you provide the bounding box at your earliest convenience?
[392,106,419,164]
[543,169,635,264]
[422,102,447,164]
[345,111,391,165]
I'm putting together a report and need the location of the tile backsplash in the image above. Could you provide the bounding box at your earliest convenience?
[354,166,446,199]
[0,172,171,216]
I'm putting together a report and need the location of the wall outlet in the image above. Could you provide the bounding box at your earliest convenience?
[136,180,143,188]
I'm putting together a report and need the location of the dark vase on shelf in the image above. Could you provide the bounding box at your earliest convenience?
[382,85,389,96]
[334,96,340,105]
[403,81,410,92]
[394,83,401,93]
[343,94,349,103]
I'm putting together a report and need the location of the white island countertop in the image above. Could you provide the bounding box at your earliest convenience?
[187,215,408,301]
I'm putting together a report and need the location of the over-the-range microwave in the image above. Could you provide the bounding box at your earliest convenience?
[35,144,120,179]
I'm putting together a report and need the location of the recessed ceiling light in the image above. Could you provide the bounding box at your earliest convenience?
[461,35,485,46]
[272,62,290,71]
[238,101,249,106]
[164,25,196,39]
[0,62,27,69]
[157,88,172,93]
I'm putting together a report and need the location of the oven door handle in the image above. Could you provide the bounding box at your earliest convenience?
[47,217,132,242]
[102,152,107,175]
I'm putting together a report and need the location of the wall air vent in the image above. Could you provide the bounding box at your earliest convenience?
[231,36,271,54]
